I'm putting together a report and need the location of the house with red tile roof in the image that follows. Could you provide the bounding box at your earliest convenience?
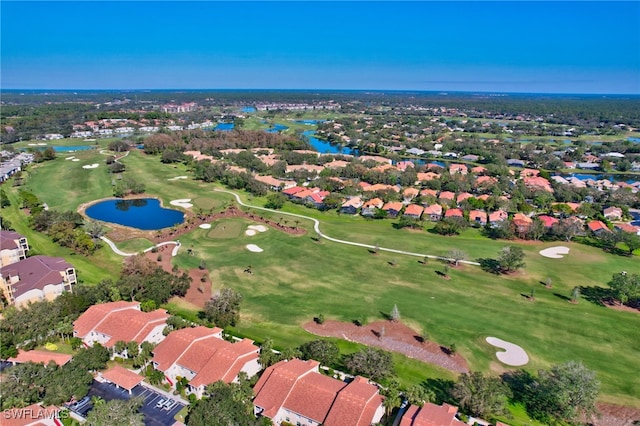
[363,184,400,193]
[513,213,533,234]
[396,160,415,171]
[587,220,610,235]
[404,204,424,219]
[444,208,463,219]
[400,402,466,426]
[152,326,260,398]
[427,162,444,170]
[469,210,487,226]
[254,175,296,191]
[489,210,509,226]
[471,166,487,175]
[420,189,438,199]
[449,164,468,175]
[0,256,76,308]
[438,191,456,204]
[99,365,144,394]
[538,215,559,228]
[520,168,540,177]
[382,202,404,218]
[340,196,363,215]
[423,204,443,221]
[0,230,29,267]
[456,192,473,205]
[474,175,498,188]
[524,176,554,193]
[324,160,351,169]
[416,172,439,182]
[603,206,623,220]
[8,350,72,367]
[614,223,640,235]
[359,155,392,165]
[286,164,325,174]
[282,186,306,198]
[0,403,61,426]
[403,187,420,202]
[253,359,384,426]
[361,198,384,217]
[73,301,169,351]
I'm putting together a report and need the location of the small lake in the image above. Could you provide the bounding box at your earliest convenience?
[303,130,357,155]
[85,198,184,230]
[266,124,289,133]
[241,107,256,113]
[557,173,639,185]
[294,120,325,125]
[214,123,235,131]
[628,137,640,143]
[53,145,95,152]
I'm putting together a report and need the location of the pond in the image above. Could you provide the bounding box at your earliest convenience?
[266,124,289,133]
[294,119,325,125]
[53,145,95,152]
[628,137,640,143]
[214,123,235,131]
[85,198,184,230]
[241,107,256,113]
[303,130,358,155]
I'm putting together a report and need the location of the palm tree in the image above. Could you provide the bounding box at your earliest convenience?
[91,396,106,407]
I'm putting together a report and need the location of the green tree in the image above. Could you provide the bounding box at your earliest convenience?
[85,397,144,426]
[607,272,640,306]
[381,379,402,417]
[298,340,340,366]
[187,381,259,426]
[452,372,511,418]
[258,338,278,369]
[497,246,526,273]
[404,384,435,407]
[622,232,640,255]
[344,348,394,381]
[203,288,242,327]
[390,304,401,322]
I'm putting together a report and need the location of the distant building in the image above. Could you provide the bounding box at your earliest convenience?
[0,230,29,267]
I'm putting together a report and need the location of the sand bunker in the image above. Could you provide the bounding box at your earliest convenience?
[246,244,263,253]
[71,159,80,162]
[37,143,47,146]
[170,199,193,209]
[486,337,529,366]
[199,223,212,229]
[28,143,38,146]
[65,156,76,160]
[539,246,570,259]
[168,176,188,181]
[248,225,268,232]
[82,163,99,169]
[245,229,257,236]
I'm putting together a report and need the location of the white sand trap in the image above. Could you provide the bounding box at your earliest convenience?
[539,246,570,259]
[37,142,47,146]
[82,163,99,169]
[65,156,76,160]
[72,159,80,162]
[246,244,263,253]
[199,223,212,229]
[245,229,257,236]
[170,199,193,208]
[248,225,268,232]
[168,175,188,181]
[486,337,529,366]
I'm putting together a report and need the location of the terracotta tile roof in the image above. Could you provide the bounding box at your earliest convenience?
[363,198,383,208]
[427,163,444,170]
[615,223,640,233]
[358,182,372,189]
[97,308,168,347]
[475,175,498,187]
[603,206,623,218]
[417,172,439,182]
[400,402,465,426]
[101,365,144,390]
[420,189,438,198]
[364,184,400,192]
[325,160,351,169]
[404,187,419,198]
[152,326,223,372]
[359,155,392,164]
[444,208,463,218]
[469,210,487,222]
[342,197,363,209]
[73,301,139,338]
[8,350,72,366]
[456,192,473,203]
[0,256,74,299]
[404,204,424,217]
[382,202,404,212]
[396,161,415,171]
[282,186,306,196]
[588,220,609,233]
[520,168,540,177]
[423,204,443,215]
[254,359,382,426]
[254,175,286,188]
[438,191,455,200]
[524,176,553,192]
[0,404,60,426]
[189,338,259,387]
[449,164,468,174]
[471,166,487,174]
[513,213,533,226]
[489,210,508,222]
[538,215,559,228]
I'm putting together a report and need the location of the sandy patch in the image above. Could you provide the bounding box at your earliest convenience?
[539,246,570,259]
[28,143,38,146]
[486,336,529,366]
[246,244,263,253]
[248,224,268,232]
[168,175,188,181]
[72,159,80,162]
[65,156,76,160]
[82,163,99,169]
[37,142,47,146]
[199,223,212,229]
[170,199,193,209]
[245,229,257,236]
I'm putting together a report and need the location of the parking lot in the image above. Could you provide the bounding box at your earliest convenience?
[74,380,185,426]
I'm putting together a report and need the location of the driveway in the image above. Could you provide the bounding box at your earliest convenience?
[74,380,185,426]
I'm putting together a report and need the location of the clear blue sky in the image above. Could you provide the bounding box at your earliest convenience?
[2,1,639,94]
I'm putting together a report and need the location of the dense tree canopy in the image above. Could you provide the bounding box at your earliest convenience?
[344,347,394,381]
[203,288,243,327]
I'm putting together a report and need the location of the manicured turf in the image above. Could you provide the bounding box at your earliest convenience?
[207,219,244,239]
[6,149,640,410]
[115,238,154,253]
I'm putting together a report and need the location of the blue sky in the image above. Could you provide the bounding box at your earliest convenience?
[2,1,639,94]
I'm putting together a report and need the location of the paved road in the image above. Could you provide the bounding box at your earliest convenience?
[215,189,481,266]
[101,237,180,257]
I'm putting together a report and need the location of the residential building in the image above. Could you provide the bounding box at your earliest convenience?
[513,213,533,234]
[403,204,424,219]
[0,230,29,267]
[73,301,169,350]
[423,204,443,221]
[253,358,384,426]
[361,198,384,217]
[469,210,487,226]
[438,191,455,205]
[603,206,623,221]
[400,402,466,426]
[340,197,363,215]
[489,210,508,227]
[8,350,72,367]
[538,215,559,228]
[456,192,473,205]
[444,208,463,219]
[587,220,610,235]
[382,202,404,218]
[0,403,62,426]
[152,326,260,398]
[0,256,76,308]
[403,187,419,203]
[449,164,468,175]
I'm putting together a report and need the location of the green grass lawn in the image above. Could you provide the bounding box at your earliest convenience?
[116,238,155,253]
[6,149,640,411]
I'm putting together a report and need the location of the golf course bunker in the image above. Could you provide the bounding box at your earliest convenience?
[486,337,529,366]
[248,225,268,233]
[170,199,193,209]
[72,159,80,162]
[168,175,188,181]
[246,244,263,253]
[245,229,257,236]
[82,163,99,169]
[539,246,570,259]
[199,223,212,229]
[65,156,76,160]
